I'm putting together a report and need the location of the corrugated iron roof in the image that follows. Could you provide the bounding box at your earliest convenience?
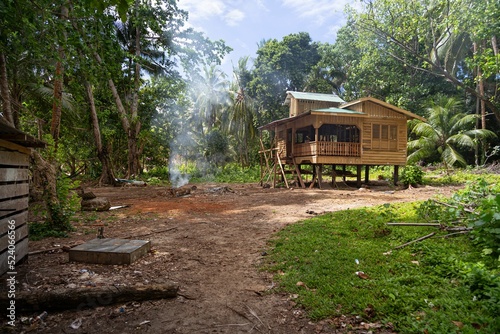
[312,107,366,115]
[284,91,345,105]
[258,107,366,131]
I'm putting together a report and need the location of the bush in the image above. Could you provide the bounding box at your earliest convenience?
[401,165,424,187]
[472,193,500,259]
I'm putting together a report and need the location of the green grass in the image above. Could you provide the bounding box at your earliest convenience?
[423,167,500,185]
[263,202,499,333]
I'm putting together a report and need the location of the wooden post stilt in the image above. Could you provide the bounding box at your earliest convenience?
[317,164,323,189]
[331,164,337,187]
[309,164,317,189]
[294,160,305,188]
[356,165,362,187]
[393,165,399,185]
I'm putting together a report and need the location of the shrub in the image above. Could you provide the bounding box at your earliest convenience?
[472,193,500,259]
[401,165,424,187]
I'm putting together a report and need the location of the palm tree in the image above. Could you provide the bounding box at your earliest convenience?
[407,95,496,169]
[192,64,229,135]
[225,57,257,166]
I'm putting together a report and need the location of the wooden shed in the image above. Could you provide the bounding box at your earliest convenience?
[259,92,425,188]
[0,119,44,276]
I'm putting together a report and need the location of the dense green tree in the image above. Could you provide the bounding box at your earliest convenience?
[349,0,499,124]
[248,32,320,124]
[140,75,188,170]
[408,96,496,169]
[0,0,231,187]
[303,43,345,94]
[332,12,457,114]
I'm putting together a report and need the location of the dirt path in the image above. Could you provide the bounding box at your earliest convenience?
[3,182,458,333]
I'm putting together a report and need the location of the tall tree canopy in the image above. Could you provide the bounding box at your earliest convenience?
[0,0,231,177]
[349,0,499,124]
[248,32,321,124]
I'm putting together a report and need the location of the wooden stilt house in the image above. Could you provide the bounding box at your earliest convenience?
[259,91,425,188]
[0,119,45,276]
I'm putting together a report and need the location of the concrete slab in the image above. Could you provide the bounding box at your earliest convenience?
[69,238,151,265]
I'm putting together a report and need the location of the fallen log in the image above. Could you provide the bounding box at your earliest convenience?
[442,231,471,238]
[387,223,472,232]
[0,283,178,312]
[394,232,436,250]
[169,187,191,197]
[387,223,441,227]
[431,199,476,214]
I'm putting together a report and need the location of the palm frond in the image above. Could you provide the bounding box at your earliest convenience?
[448,133,475,149]
[411,121,439,139]
[407,146,435,164]
[442,145,467,168]
[464,129,497,140]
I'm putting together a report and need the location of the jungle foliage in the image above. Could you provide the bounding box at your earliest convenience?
[0,0,498,227]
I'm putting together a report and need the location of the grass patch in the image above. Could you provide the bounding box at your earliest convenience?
[264,202,499,333]
[423,167,500,186]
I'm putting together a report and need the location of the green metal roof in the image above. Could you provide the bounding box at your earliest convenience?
[285,91,345,104]
[312,107,366,115]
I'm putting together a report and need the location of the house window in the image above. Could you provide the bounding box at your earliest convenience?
[319,124,360,143]
[372,123,397,150]
[373,124,380,139]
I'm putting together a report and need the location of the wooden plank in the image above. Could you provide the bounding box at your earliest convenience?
[0,237,28,276]
[0,211,28,234]
[0,168,29,182]
[0,150,29,166]
[360,154,407,165]
[293,159,305,188]
[0,196,29,212]
[0,183,29,200]
[0,139,31,155]
[0,223,28,253]
[276,154,289,188]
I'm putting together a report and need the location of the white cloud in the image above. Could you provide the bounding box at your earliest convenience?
[178,0,226,21]
[281,0,352,25]
[224,9,245,26]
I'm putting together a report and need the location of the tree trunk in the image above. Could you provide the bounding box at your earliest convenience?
[479,41,486,130]
[84,81,116,185]
[492,36,498,57]
[71,8,142,178]
[107,78,142,178]
[50,5,69,150]
[0,53,14,126]
[129,0,142,177]
[30,150,59,222]
[0,283,178,312]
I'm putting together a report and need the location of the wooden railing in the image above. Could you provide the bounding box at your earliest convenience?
[294,141,360,157]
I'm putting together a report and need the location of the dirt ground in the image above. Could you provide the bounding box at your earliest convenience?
[2,181,459,334]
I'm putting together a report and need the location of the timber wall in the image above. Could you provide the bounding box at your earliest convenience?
[0,140,30,276]
[290,99,341,117]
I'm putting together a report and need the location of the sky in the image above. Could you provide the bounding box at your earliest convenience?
[177,0,360,76]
